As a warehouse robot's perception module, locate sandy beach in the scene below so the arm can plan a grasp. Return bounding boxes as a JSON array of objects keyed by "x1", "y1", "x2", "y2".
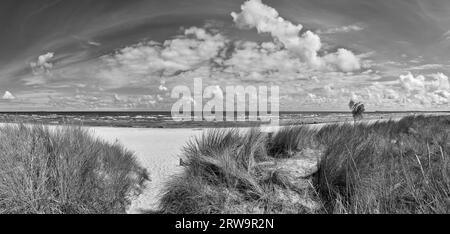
[{"x1": 88, "y1": 127, "x2": 205, "y2": 213}]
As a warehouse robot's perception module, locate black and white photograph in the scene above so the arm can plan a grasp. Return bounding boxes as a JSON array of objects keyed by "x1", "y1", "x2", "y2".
[{"x1": 0, "y1": 0, "x2": 449, "y2": 222}]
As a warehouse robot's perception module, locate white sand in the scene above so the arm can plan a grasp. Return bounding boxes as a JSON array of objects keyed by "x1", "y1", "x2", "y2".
[{"x1": 90, "y1": 127, "x2": 205, "y2": 213}]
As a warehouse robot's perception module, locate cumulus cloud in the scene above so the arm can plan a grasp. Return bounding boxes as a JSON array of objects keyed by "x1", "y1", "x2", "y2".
[
  {"x1": 398, "y1": 72, "x2": 450, "y2": 105},
  {"x1": 26, "y1": 52, "x2": 56, "y2": 86},
  {"x1": 231, "y1": 0, "x2": 361, "y2": 72},
  {"x1": 429, "y1": 73, "x2": 450, "y2": 91},
  {"x1": 30, "y1": 52, "x2": 54, "y2": 74},
  {"x1": 323, "y1": 49, "x2": 362, "y2": 72},
  {"x1": 299, "y1": 71, "x2": 450, "y2": 110},
  {"x1": 49, "y1": 0, "x2": 364, "y2": 95},
  {"x1": 363, "y1": 72, "x2": 450, "y2": 106},
  {"x1": 363, "y1": 83, "x2": 402, "y2": 106},
  {"x1": 99, "y1": 27, "x2": 228, "y2": 88},
  {"x1": 2, "y1": 91, "x2": 16, "y2": 100},
  {"x1": 399, "y1": 72, "x2": 426, "y2": 93},
  {"x1": 22, "y1": 1, "x2": 449, "y2": 111},
  {"x1": 224, "y1": 41, "x2": 306, "y2": 77}
]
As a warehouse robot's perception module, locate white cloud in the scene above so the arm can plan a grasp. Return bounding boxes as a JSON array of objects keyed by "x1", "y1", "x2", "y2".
[
  {"x1": 366, "y1": 72, "x2": 450, "y2": 106},
  {"x1": 26, "y1": 52, "x2": 56, "y2": 86},
  {"x1": 408, "y1": 64, "x2": 444, "y2": 71},
  {"x1": 158, "y1": 85, "x2": 168, "y2": 91},
  {"x1": 158, "y1": 80, "x2": 168, "y2": 91},
  {"x1": 22, "y1": 1, "x2": 365, "y2": 97},
  {"x1": 30, "y1": 52, "x2": 54, "y2": 74},
  {"x1": 113, "y1": 94, "x2": 123, "y2": 102},
  {"x1": 296, "y1": 71, "x2": 450, "y2": 110},
  {"x1": 429, "y1": 73, "x2": 450, "y2": 91},
  {"x1": 104, "y1": 27, "x2": 226, "y2": 75},
  {"x1": 323, "y1": 49, "x2": 362, "y2": 72},
  {"x1": 49, "y1": 93, "x2": 159, "y2": 109},
  {"x1": 18, "y1": 1, "x2": 449, "y2": 111},
  {"x1": 2, "y1": 91, "x2": 15, "y2": 100},
  {"x1": 306, "y1": 93, "x2": 327, "y2": 104},
  {"x1": 98, "y1": 27, "x2": 228, "y2": 88},
  {"x1": 399, "y1": 72, "x2": 426, "y2": 93},
  {"x1": 318, "y1": 24, "x2": 365, "y2": 34},
  {"x1": 88, "y1": 41, "x2": 101, "y2": 47},
  {"x1": 231, "y1": 0, "x2": 361, "y2": 72},
  {"x1": 223, "y1": 41, "x2": 307, "y2": 78}
]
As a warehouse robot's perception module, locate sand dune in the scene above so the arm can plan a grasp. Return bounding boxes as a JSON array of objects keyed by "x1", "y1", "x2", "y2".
[
  {"x1": 0, "y1": 117, "x2": 407, "y2": 213},
  {"x1": 87, "y1": 122, "x2": 342, "y2": 213},
  {"x1": 91, "y1": 119, "x2": 408, "y2": 213},
  {"x1": 90, "y1": 127, "x2": 204, "y2": 213}
]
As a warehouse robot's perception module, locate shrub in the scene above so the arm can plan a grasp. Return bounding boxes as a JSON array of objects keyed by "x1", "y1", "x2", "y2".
[{"x1": 0, "y1": 124, "x2": 149, "y2": 214}]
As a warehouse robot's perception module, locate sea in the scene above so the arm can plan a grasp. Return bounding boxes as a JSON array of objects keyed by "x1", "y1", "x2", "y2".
[{"x1": 0, "y1": 111, "x2": 448, "y2": 128}]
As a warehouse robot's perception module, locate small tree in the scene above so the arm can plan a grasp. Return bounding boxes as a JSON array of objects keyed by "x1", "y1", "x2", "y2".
[{"x1": 349, "y1": 100, "x2": 365, "y2": 123}]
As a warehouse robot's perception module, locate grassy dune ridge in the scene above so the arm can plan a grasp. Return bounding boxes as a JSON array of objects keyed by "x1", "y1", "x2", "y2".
[
  {"x1": 160, "y1": 115, "x2": 450, "y2": 214},
  {"x1": 0, "y1": 124, "x2": 149, "y2": 214}
]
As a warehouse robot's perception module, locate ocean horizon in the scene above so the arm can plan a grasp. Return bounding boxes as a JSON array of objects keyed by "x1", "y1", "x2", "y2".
[{"x1": 0, "y1": 111, "x2": 448, "y2": 128}]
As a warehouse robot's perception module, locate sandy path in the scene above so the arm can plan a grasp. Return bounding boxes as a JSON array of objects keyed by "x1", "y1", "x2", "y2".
[{"x1": 90, "y1": 127, "x2": 205, "y2": 213}]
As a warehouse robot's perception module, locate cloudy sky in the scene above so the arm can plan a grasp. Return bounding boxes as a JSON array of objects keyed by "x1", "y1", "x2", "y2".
[{"x1": 1, "y1": 0, "x2": 449, "y2": 111}]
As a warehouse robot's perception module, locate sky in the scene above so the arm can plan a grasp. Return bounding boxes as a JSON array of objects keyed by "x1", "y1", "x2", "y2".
[{"x1": 0, "y1": 0, "x2": 449, "y2": 111}]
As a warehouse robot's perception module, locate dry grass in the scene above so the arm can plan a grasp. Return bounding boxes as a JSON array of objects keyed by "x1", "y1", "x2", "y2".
[
  {"x1": 159, "y1": 128, "x2": 317, "y2": 214},
  {"x1": 160, "y1": 115, "x2": 450, "y2": 214},
  {"x1": 316, "y1": 115, "x2": 450, "y2": 213},
  {"x1": 0, "y1": 124, "x2": 149, "y2": 214}
]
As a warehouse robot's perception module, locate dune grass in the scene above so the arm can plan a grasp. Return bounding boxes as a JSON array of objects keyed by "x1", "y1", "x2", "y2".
[
  {"x1": 316, "y1": 115, "x2": 450, "y2": 213},
  {"x1": 160, "y1": 115, "x2": 450, "y2": 214},
  {"x1": 0, "y1": 124, "x2": 149, "y2": 214},
  {"x1": 159, "y1": 128, "x2": 319, "y2": 214}
]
